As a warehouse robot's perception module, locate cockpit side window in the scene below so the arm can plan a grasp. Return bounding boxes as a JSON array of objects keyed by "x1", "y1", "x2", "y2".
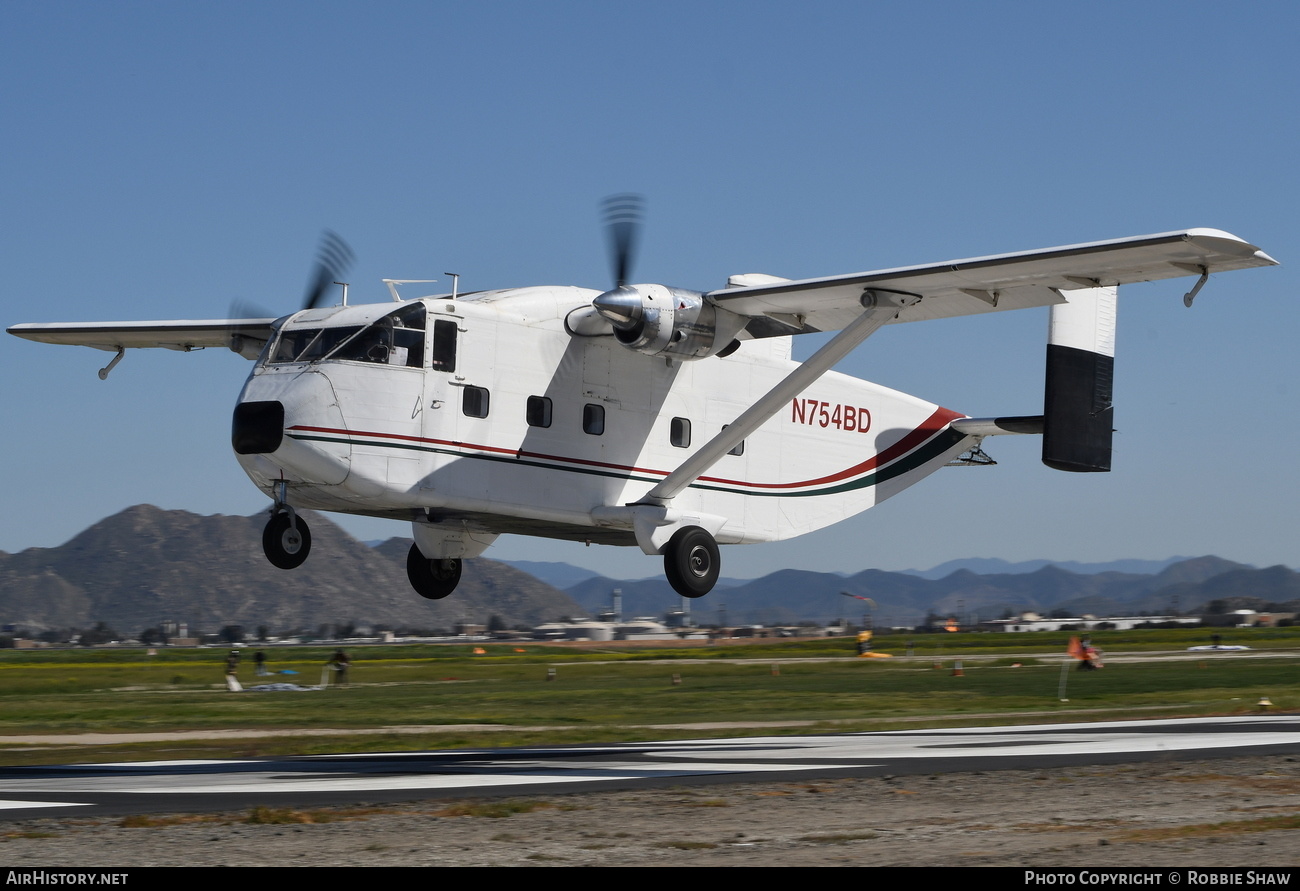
[
  {"x1": 333, "y1": 317, "x2": 396, "y2": 363},
  {"x1": 390, "y1": 303, "x2": 426, "y2": 368},
  {"x1": 330, "y1": 303, "x2": 426, "y2": 366}
]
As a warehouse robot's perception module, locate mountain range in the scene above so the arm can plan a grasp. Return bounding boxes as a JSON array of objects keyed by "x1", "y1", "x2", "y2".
[
  {"x1": 553, "y1": 557, "x2": 1300, "y2": 627},
  {"x1": 2, "y1": 505, "x2": 1297, "y2": 634},
  {"x1": 0, "y1": 505, "x2": 578, "y2": 635}
]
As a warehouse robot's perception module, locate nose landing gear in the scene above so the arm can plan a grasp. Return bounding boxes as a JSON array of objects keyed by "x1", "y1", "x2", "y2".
[
  {"x1": 263, "y1": 510, "x2": 311, "y2": 569},
  {"x1": 406, "y1": 543, "x2": 462, "y2": 599},
  {"x1": 262, "y1": 481, "x2": 311, "y2": 570}
]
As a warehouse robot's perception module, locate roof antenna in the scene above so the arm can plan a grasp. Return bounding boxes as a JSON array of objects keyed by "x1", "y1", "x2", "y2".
[{"x1": 383, "y1": 280, "x2": 438, "y2": 302}]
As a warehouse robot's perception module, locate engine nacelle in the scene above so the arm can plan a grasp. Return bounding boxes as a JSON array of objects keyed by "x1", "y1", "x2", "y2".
[{"x1": 591, "y1": 284, "x2": 747, "y2": 360}]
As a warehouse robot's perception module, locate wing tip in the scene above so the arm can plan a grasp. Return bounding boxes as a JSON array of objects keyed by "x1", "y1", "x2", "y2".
[{"x1": 1183, "y1": 228, "x2": 1277, "y2": 265}]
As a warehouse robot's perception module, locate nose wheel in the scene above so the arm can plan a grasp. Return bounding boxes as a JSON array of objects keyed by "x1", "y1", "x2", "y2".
[
  {"x1": 406, "y1": 543, "x2": 462, "y2": 600},
  {"x1": 263, "y1": 511, "x2": 311, "y2": 570},
  {"x1": 663, "y1": 526, "x2": 720, "y2": 598}
]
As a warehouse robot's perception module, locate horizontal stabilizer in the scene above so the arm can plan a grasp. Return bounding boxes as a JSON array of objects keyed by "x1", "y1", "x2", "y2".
[{"x1": 950, "y1": 416, "x2": 1044, "y2": 437}]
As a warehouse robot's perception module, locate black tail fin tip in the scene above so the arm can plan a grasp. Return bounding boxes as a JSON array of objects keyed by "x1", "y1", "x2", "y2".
[{"x1": 1042, "y1": 343, "x2": 1113, "y2": 473}]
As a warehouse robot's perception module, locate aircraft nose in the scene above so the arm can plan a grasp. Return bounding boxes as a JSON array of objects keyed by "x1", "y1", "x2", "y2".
[{"x1": 232, "y1": 400, "x2": 284, "y2": 454}]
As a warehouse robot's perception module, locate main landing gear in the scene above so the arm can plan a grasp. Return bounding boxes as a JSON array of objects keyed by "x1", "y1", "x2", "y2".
[
  {"x1": 663, "y1": 525, "x2": 720, "y2": 599},
  {"x1": 406, "y1": 543, "x2": 462, "y2": 600},
  {"x1": 263, "y1": 509, "x2": 311, "y2": 569}
]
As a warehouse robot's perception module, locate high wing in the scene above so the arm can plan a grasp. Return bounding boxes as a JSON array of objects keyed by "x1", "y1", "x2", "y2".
[
  {"x1": 712, "y1": 228, "x2": 1277, "y2": 337},
  {"x1": 634, "y1": 228, "x2": 1276, "y2": 510},
  {"x1": 6, "y1": 319, "x2": 277, "y2": 354}
]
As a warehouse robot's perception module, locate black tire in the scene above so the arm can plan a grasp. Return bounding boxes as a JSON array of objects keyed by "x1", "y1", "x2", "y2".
[
  {"x1": 663, "y1": 526, "x2": 720, "y2": 598},
  {"x1": 262, "y1": 512, "x2": 311, "y2": 570},
  {"x1": 406, "y1": 543, "x2": 462, "y2": 600}
]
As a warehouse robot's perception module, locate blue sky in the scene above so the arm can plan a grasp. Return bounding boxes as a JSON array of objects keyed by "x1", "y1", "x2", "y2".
[{"x1": 2, "y1": 1, "x2": 1295, "y2": 579}]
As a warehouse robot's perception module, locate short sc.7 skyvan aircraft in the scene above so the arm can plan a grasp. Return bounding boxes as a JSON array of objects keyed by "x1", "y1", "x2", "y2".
[{"x1": 8, "y1": 199, "x2": 1277, "y2": 600}]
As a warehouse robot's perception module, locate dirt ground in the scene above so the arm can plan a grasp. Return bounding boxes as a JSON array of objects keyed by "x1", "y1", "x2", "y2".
[{"x1": 2, "y1": 754, "x2": 1299, "y2": 867}]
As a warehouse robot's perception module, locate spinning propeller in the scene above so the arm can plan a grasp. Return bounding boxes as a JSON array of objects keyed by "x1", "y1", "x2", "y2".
[
  {"x1": 231, "y1": 230, "x2": 355, "y2": 321},
  {"x1": 603, "y1": 193, "x2": 644, "y2": 289},
  {"x1": 227, "y1": 230, "x2": 356, "y2": 358},
  {"x1": 301, "y1": 230, "x2": 355, "y2": 311},
  {"x1": 593, "y1": 194, "x2": 649, "y2": 335},
  {"x1": 587, "y1": 195, "x2": 740, "y2": 361}
]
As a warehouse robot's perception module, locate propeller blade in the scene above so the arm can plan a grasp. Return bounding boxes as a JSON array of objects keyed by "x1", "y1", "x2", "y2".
[
  {"x1": 602, "y1": 194, "x2": 644, "y2": 288},
  {"x1": 301, "y1": 230, "x2": 355, "y2": 311},
  {"x1": 223, "y1": 299, "x2": 280, "y2": 358},
  {"x1": 229, "y1": 299, "x2": 277, "y2": 321}
]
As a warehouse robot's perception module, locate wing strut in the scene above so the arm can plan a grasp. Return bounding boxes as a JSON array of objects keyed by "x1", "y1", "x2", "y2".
[{"x1": 636, "y1": 289, "x2": 921, "y2": 507}]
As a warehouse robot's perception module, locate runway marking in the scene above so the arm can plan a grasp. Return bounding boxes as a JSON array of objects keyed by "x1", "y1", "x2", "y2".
[
  {"x1": 0, "y1": 762, "x2": 858, "y2": 796},
  {"x1": 0, "y1": 717, "x2": 1296, "y2": 816},
  {"x1": 0, "y1": 799, "x2": 88, "y2": 810}
]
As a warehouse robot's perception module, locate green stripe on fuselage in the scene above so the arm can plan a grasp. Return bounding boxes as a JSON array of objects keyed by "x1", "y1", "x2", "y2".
[{"x1": 286, "y1": 427, "x2": 967, "y2": 498}]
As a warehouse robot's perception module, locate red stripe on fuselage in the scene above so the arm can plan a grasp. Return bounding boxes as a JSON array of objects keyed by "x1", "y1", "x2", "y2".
[
  {"x1": 286, "y1": 406, "x2": 964, "y2": 492},
  {"x1": 697, "y1": 406, "x2": 964, "y2": 489}
]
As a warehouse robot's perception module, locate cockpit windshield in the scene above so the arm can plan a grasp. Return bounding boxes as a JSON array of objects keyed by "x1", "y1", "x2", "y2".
[{"x1": 267, "y1": 303, "x2": 426, "y2": 367}]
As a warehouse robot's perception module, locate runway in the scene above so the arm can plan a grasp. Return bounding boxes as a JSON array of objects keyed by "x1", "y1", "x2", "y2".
[{"x1": 2, "y1": 715, "x2": 1298, "y2": 821}]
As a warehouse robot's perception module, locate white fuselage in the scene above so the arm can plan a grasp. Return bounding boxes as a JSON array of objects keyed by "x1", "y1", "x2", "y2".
[{"x1": 234, "y1": 287, "x2": 975, "y2": 555}]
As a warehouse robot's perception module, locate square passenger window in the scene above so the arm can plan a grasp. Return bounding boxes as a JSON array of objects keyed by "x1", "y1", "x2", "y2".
[
  {"x1": 671, "y1": 417, "x2": 691, "y2": 448},
  {"x1": 462, "y1": 386, "x2": 490, "y2": 418},
  {"x1": 527, "y1": 395, "x2": 552, "y2": 428}
]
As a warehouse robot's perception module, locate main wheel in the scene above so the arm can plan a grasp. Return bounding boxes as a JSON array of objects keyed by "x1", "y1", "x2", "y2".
[
  {"x1": 406, "y1": 543, "x2": 462, "y2": 600},
  {"x1": 262, "y1": 512, "x2": 311, "y2": 570},
  {"x1": 663, "y1": 526, "x2": 720, "y2": 598}
]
